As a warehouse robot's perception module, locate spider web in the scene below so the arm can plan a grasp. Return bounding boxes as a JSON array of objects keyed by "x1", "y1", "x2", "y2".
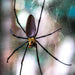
[
  {"x1": 15, "y1": 0, "x2": 63, "y2": 53},
  {"x1": 13, "y1": 0, "x2": 75, "y2": 75},
  {"x1": 48, "y1": 0, "x2": 75, "y2": 35},
  {"x1": 15, "y1": 0, "x2": 75, "y2": 34},
  {"x1": 15, "y1": 0, "x2": 75, "y2": 62}
]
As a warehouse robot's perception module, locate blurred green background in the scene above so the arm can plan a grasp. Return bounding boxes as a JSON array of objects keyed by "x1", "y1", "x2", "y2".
[{"x1": 0, "y1": 0, "x2": 75, "y2": 75}]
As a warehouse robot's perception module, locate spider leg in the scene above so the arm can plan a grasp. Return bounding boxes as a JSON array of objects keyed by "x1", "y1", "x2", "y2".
[
  {"x1": 35, "y1": 0, "x2": 45, "y2": 36},
  {"x1": 36, "y1": 40, "x2": 72, "y2": 66},
  {"x1": 36, "y1": 28, "x2": 62, "y2": 39},
  {"x1": 14, "y1": 0, "x2": 26, "y2": 33},
  {"x1": 35, "y1": 44, "x2": 43, "y2": 75},
  {"x1": 10, "y1": 29, "x2": 28, "y2": 39},
  {"x1": 20, "y1": 43, "x2": 28, "y2": 75},
  {"x1": 7, "y1": 41, "x2": 28, "y2": 63}
]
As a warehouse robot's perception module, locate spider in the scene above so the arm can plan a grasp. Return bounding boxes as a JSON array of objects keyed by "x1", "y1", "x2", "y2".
[{"x1": 7, "y1": 0, "x2": 72, "y2": 75}]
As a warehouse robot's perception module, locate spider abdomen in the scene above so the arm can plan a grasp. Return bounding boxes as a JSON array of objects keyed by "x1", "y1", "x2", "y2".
[{"x1": 26, "y1": 15, "x2": 36, "y2": 37}]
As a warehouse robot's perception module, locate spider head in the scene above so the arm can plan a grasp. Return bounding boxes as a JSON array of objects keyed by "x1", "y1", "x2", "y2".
[{"x1": 28, "y1": 37, "x2": 36, "y2": 48}]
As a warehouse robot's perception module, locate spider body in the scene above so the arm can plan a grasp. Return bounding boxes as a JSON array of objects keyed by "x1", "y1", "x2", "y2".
[
  {"x1": 7, "y1": 0, "x2": 72, "y2": 75},
  {"x1": 26, "y1": 15, "x2": 36, "y2": 48}
]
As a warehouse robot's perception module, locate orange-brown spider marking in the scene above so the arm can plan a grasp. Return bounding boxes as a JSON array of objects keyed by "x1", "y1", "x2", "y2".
[{"x1": 28, "y1": 37, "x2": 36, "y2": 48}]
